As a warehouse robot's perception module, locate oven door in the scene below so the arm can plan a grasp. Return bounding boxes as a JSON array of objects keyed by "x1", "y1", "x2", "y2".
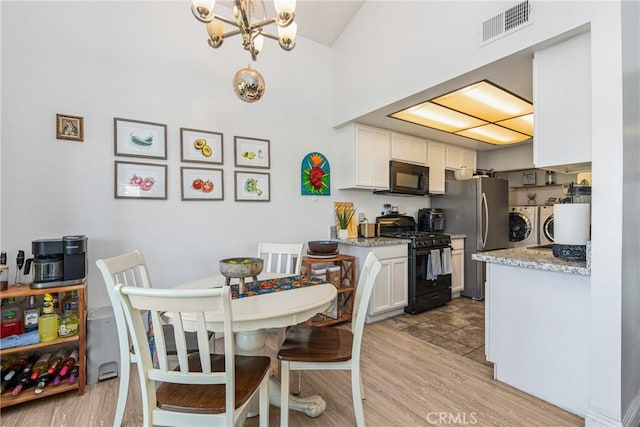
[{"x1": 406, "y1": 245, "x2": 452, "y2": 313}]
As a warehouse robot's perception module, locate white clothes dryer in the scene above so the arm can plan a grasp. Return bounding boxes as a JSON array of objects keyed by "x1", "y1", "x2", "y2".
[
  {"x1": 539, "y1": 205, "x2": 554, "y2": 244},
  {"x1": 509, "y1": 206, "x2": 539, "y2": 247}
]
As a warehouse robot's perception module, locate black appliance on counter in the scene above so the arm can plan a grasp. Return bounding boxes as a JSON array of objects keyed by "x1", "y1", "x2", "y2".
[
  {"x1": 417, "y1": 208, "x2": 445, "y2": 233},
  {"x1": 373, "y1": 160, "x2": 430, "y2": 196},
  {"x1": 377, "y1": 214, "x2": 452, "y2": 313},
  {"x1": 24, "y1": 235, "x2": 88, "y2": 289}
]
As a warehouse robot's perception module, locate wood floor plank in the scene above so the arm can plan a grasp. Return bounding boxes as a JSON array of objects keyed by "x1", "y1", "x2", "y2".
[{"x1": 0, "y1": 321, "x2": 583, "y2": 426}]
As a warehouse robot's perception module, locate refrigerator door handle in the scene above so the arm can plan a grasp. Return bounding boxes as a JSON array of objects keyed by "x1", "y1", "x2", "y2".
[{"x1": 482, "y1": 192, "x2": 489, "y2": 248}]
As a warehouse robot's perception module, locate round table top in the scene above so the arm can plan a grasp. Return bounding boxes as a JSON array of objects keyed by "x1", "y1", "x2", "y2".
[{"x1": 175, "y1": 273, "x2": 337, "y2": 332}]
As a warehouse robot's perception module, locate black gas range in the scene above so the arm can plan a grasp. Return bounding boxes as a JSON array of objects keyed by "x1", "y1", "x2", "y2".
[{"x1": 377, "y1": 214, "x2": 452, "y2": 313}]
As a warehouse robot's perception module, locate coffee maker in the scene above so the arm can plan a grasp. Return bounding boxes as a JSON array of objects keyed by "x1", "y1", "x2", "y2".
[
  {"x1": 418, "y1": 208, "x2": 446, "y2": 233},
  {"x1": 24, "y1": 235, "x2": 88, "y2": 289}
]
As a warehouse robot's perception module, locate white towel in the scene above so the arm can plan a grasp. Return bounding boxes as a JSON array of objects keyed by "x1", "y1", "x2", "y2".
[
  {"x1": 441, "y1": 247, "x2": 453, "y2": 275},
  {"x1": 426, "y1": 249, "x2": 442, "y2": 280}
]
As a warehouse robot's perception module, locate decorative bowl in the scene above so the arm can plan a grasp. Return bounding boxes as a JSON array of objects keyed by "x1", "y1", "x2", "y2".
[
  {"x1": 219, "y1": 257, "x2": 264, "y2": 279},
  {"x1": 308, "y1": 240, "x2": 339, "y2": 254}
]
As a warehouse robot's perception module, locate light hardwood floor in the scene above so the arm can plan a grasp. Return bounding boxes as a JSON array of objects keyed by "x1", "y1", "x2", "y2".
[{"x1": 0, "y1": 322, "x2": 583, "y2": 426}]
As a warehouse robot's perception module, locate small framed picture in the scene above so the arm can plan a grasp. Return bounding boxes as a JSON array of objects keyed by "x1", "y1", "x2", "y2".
[
  {"x1": 114, "y1": 117, "x2": 167, "y2": 159},
  {"x1": 180, "y1": 128, "x2": 223, "y2": 164},
  {"x1": 234, "y1": 136, "x2": 270, "y2": 169},
  {"x1": 181, "y1": 167, "x2": 224, "y2": 201},
  {"x1": 56, "y1": 114, "x2": 84, "y2": 141},
  {"x1": 234, "y1": 171, "x2": 270, "y2": 202},
  {"x1": 522, "y1": 170, "x2": 537, "y2": 185},
  {"x1": 114, "y1": 161, "x2": 167, "y2": 200}
]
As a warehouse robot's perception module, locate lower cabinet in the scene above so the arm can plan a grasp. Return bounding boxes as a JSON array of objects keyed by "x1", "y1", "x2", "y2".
[
  {"x1": 451, "y1": 238, "x2": 465, "y2": 297},
  {"x1": 339, "y1": 244, "x2": 408, "y2": 323}
]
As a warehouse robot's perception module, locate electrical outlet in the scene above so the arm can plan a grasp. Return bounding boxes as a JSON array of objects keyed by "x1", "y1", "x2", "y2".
[{"x1": 358, "y1": 212, "x2": 366, "y2": 222}]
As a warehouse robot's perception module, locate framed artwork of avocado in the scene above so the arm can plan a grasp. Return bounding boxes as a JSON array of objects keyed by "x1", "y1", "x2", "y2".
[{"x1": 180, "y1": 128, "x2": 223, "y2": 164}]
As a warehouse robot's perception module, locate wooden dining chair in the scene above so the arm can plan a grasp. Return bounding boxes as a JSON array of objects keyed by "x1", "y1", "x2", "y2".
[
  {"x1": 96, "y1": 250, "x2": 207, "y2": 427},
  {"x1": 277, "y1": 252, "x2": 382, "y2": 427},
  {"x1": 257, "y1": 242, "x2": 304, "y2": 274},
  {"x1": 115, "y1": 284, "x2": 270, "y2": 427}
]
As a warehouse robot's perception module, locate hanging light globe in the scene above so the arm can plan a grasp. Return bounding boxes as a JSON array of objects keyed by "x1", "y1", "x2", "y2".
[{"x1": 232, "y1": 66, "x2": 265, "y2": 103}]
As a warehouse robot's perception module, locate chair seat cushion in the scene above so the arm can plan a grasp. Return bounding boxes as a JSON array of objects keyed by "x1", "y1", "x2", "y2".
[
  {"x1": 156, "y1": 353, "x2": 270, "y2": 414},
  {"x1": 277, "y1": 325, "x2": 353, "y2": 363}
]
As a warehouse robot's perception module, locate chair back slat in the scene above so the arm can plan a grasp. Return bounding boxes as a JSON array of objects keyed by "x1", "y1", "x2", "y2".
[
  {"x1": 351, "y1": 253, "x2": 382, "y2": 359},
  {"x1": 257, "y1": 242, "x2": 304, "y2": 274}
]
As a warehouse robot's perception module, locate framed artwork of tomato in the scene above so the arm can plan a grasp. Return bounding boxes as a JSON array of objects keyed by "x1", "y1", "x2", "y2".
[
  {"x1": 301, "y1": 152, "x2": 330, "y2": 195},
  {"x1": 180, "y1": 167, "x2": 224, "y2": 201}
]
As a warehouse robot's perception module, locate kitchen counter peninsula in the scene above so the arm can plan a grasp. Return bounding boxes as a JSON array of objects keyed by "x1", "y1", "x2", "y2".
[
  {"x1": 473, "y1": 246, "x2": 591, "y2": 417},
  {"x1": 472, "y1": 246, "x2": 590, "y2": 276}
]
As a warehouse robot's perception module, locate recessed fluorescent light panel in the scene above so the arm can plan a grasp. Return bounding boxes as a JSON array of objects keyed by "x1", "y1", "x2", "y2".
[{"x1": 390, "y1": 80, "x2": 533, "y2": 146}]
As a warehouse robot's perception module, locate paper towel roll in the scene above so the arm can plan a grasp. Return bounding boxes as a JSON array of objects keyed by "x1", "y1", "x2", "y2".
[{"x1": 554, "y1": 204, "x2": 591, "y2": 245}]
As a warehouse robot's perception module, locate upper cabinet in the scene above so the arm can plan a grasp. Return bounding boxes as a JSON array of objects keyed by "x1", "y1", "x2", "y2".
[
  {"x1": 390, "y1": 132, "x2": 427, "y2": 165},
  {"x1": 533, "y1": 32, "x2": 591, "y2": 168},
  {"x1": 335, "y1": 123, "x2": 390, "y2": 189},
  {"x1": 427, "y1": 142, "x2": 446, "y2": 194},
  {"x1": 445, "y1": 145, "x2": 477, "y2": 171}
]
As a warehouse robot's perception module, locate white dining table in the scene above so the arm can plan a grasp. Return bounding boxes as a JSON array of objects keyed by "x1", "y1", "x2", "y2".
[{"x1": 174, "y1": 272, "x2": 337, "y2": 417}]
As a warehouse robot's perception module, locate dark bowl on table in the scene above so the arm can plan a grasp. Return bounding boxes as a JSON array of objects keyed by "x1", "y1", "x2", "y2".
[{"x1": 308, "y1": 240, "x2": 339, "y2": 254}]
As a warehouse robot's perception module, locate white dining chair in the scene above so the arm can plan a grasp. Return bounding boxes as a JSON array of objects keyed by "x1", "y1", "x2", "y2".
[
  {"x1": 257, "y1": 242, "x2": 304, "y2": 274},
  {"x1": 96, "y1": 250, "x2": 207, "y2": 427},
  {"x1": 115, "y1": 284, "x2": 270, "y2": 427},
  {"x1": 277, "y1": 252, "x2": 382, "y2": 427}
]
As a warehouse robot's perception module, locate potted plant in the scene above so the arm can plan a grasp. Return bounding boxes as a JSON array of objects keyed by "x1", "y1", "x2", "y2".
[
  {"x1": 527, "y1": 192, "x2": 537, "y2": 205},
  {"x1": 336, "y1": 207, "x2": 355, "y2": 239}
]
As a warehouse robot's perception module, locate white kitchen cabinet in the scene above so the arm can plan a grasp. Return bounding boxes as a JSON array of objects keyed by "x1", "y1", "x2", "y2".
[
  {"x1": 533, "y1": 31, "x2": 591, "y2": 168},
  {"x1": 338, "y1": 244, "x2": 408, "y2": 323},
  {"x1": 427, "y1": 141, "x2": 446, "y2": 194},
  {"x1": 450, "y1": 238, "x2": 465, "y2": 297},
  {"x1": 335, "y1": 123, "x2": 390, "y2": 189},
  {"x1": 390, "y1": 132, "x2": 427, "y2": 165},
  {"x1": 445, "y1": 145, "x2": 477, "y2": 171}
]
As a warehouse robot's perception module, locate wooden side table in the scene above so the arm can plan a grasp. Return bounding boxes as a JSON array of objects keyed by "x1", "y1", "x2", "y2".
[{"x1": 301, "y1": 254, "x2": 356, "y2": 326}]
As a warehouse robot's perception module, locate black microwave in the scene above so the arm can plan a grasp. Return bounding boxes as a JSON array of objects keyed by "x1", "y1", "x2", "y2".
[{"x1": 374, "y1": 160, "x2": 429, "y2": 196}]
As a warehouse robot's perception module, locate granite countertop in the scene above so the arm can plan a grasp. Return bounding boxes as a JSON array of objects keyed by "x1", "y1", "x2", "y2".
[
  {"x1": 472, "y1": 246, "x2": 590, "y2": 276},
  {"x1": 338, "y1": 237, "x2": 411, "y2": 247}
]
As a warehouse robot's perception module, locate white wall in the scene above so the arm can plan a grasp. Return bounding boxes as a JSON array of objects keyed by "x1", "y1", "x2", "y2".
[
  {"x1": 477, "y1": 142, "x2": 534, "y2": 172},
  {"x1": 331, "y1": 1, "x2": 635, "y2": 425}
]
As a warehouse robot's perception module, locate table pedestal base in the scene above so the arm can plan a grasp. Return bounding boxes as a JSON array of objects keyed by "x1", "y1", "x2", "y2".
[{"x1": 235, "y1": 329, "x2": 326, "y2": 418}]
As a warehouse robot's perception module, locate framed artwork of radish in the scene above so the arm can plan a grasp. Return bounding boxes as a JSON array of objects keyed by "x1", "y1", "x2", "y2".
[{"x1": 114, "y1": 161, "x2": 167, "y2": 200}]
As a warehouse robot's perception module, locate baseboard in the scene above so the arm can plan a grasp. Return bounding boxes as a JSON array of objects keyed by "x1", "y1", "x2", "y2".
[{"x1": 585, "y1": 391, "x2": 640, "y2": 427}]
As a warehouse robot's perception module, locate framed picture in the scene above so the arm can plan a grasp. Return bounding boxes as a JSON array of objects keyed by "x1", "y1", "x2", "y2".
[
  {"x1": 114, "y1": 161, "x2": 167, "y2": 200},
  {"x1": 181, "y1": 167, "x2": 224, "y2": 201},
  {"x1": 234, "y1": 171, "x2": 270, "y2": 202},
  {"x1": 56, "y1": 114, "x2": 84, "y2": 141},
  {"x1": 522, "y1": 170, "x2": 537, "y2": 185},
  {"x1": 180, "y1": 128, "x2": 223, "y2": 164},
  {"x1": 114, "y1": 117, "x2": 167, "y2": 159},
  {"x1": 234, "y1": 136, "x2": 270, "y2": 169}
]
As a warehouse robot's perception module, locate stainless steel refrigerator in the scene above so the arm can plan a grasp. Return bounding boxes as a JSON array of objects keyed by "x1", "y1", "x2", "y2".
[{"x1": 431, "y1": 175, "x2": 509, "y2": 300}]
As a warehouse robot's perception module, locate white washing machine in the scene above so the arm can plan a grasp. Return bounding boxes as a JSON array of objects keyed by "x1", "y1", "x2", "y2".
[
  {"x1": 539, "y1": 205, "x2": 554, "y2": 244},
  {"x1": 509, "y1": 206, "x2": 539, "y2": 247}
]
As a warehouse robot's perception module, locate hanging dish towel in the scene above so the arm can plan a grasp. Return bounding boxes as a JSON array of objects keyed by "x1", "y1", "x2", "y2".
[
  {"x1": 427, "y1": 249, "x2": 442, "y2": 280},
  {"x1": 441, "y1": 247, "x2": 453, "y2": 275}
]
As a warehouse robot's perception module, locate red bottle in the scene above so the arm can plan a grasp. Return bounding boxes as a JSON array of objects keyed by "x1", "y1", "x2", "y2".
[
  {"x1": 59, "y1": 349, "x2": 78, "y2": 376},
  {"x1": 46, "y1": 348, "x2": 67, "y2": 375}
]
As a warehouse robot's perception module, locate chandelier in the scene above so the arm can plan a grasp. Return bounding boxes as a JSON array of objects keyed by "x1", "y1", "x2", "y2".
[{"x1": 191, "y1": 0, "x2": 298, "y2": 102}]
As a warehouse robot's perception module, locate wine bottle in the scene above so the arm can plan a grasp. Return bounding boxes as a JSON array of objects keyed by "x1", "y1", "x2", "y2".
[
  {"x1": 1, "y1": 353, "x2": 38, "y2": 393},
  {"x1": 9, "y1": 354, "x2": 39, "y2": 396},
  {"x1": 2, "y1": 354, "x2": 29, "y2": 382},
  {"x1": 29, "y1": 352, "x2": 52, "y2": 381},
  {"x1": 68, "y1": 366, "x2": 79, "y2": 384},
  {"x1": 46, "y1": 348, "x2": 67, "y2": 375},
  {"x1": 34, "y1": 372, "x2": 52, "y2": 394},
  {"x1": 59, "y1": 348, "x2": 78, "y2": 376}
]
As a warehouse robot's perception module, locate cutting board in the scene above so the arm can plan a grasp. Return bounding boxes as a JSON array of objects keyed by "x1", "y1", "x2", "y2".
[{"x1": 334, "y1": 201, "x2": 357, "y2": 238}]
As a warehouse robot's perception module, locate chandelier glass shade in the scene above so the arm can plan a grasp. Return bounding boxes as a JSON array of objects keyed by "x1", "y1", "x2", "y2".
[{"x1": 191, "y1": 0, "x2": 297, "y2": 62}]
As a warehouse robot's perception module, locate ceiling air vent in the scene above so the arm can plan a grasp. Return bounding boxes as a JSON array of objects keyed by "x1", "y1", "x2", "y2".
[{"x1": 480, "y1": 1, "x2": 533, "y2": 46}]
